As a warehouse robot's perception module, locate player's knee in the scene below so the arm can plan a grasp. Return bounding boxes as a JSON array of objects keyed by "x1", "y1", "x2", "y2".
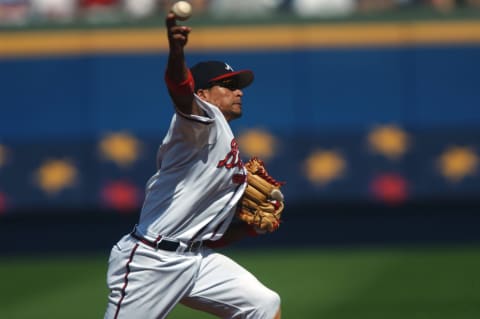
[{"x1": 250, "y1": 289, "x2": 281, "y2": 319}]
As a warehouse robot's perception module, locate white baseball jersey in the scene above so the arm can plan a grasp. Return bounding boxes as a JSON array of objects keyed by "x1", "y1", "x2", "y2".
[
  {"x1": 104, "y1": 94, "x2": 280, "y2": 319},
  {"x1": 135, "y1": 94, "x2": 247, "y2": 243}
]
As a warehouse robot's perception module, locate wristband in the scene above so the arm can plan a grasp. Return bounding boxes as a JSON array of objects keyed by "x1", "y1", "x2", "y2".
[{"x1": 165, "y1": 68, "x2": 195, "y2": 96}]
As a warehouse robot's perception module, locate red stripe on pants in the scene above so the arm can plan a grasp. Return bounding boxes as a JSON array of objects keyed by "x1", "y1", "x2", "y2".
[{"x1": 114, "y1": 243, "x2": 139, "y2": 319}]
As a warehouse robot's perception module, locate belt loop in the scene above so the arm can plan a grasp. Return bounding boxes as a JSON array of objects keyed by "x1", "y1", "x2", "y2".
[
  {"x1": 177, "y1": 242, "x2": 187, "y2": 253},
  {"x1": 153, "y1": 235, "x2": 163, "y2": 248}
]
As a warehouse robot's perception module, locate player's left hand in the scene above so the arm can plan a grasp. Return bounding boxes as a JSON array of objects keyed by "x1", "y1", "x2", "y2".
[{"x1": 237, "y1": 157, "x2": 285, "y2": 233}]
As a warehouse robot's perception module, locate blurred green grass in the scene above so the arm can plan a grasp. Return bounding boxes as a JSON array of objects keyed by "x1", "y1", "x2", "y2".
[{"x1": 1, "y1": 246, "x2": 479, "y2": 319}]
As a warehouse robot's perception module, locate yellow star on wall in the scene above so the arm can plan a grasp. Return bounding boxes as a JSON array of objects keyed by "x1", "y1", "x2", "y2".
[
  {"x1": 99, "y1": 132, "x2": 141, "y2": 167},
  {"x1": 35, "y1": 159, "x2": 77, "y2": 195},
  {"x1": 238, "y1": 129, "x2": 277, "y2": 160},
  {"x1": 304, "y1": 149, "x2": 346, "y2": 186},
  {"x1": 437, "y1": 146, "x2": 478, "y2": 183},
  {"x1": 368, "y1": 125, "x2": 409, "y2": 160}
]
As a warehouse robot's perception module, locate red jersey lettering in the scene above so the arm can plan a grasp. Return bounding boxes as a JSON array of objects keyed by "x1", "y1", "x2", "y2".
[{"x1": 217, "y1": 139, "x2": 243, "y2": 169}]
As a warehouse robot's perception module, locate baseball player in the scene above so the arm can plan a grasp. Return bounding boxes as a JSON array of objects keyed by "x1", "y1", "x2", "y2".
[{"x1": 103, "y1": 12, "x2": 282, "y2": 319}]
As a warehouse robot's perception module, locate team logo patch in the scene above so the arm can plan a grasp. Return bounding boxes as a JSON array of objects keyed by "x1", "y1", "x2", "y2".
[{"x1": 217, "y1": 139, "x2": 243, "y2": 169}]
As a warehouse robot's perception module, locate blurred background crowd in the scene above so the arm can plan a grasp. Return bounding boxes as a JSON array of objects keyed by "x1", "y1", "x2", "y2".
[{"x1": 1, "y1": 0, "x2": 480, "y2": 26}]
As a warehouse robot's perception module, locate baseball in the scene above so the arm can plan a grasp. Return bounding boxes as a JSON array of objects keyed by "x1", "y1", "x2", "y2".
[
  {"x1": 270, "y1": 189, "x2": 284, "y2": 202},
  {"x1": 171, "y1": 1, "x2": 192, "y2": 21}
]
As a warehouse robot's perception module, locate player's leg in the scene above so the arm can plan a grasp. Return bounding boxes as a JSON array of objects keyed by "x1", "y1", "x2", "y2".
[
  {"x1": 181, "y1": 248, "x2": 281, "y2": 319},
  {"x1": 104, "y1": 235, "x2": 201, "y2": 319}
]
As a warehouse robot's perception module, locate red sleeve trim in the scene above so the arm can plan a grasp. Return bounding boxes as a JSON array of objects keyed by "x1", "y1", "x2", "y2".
[{"x1": 165, "y1": 68, "x2": 195, "y2": 96}]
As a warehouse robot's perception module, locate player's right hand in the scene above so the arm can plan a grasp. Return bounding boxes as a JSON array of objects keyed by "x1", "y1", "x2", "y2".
[{"x1": 166, "y1": 13, "x2": 191, "y2": 54}]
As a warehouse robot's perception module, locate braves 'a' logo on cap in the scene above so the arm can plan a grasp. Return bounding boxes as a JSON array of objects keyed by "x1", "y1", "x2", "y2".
[{"x1": 224, "y1": 63, "x2": 234, "y2": 72}]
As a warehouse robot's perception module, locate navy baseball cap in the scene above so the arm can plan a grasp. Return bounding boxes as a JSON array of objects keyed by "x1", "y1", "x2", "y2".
[{"x1": 190, "y1": 61, "x2": 254, "y2": 91}]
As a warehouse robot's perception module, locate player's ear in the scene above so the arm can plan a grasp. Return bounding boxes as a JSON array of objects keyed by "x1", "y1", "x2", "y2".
[{"x1": 196, "y1": 88, "x2": 208, "y2": 99}]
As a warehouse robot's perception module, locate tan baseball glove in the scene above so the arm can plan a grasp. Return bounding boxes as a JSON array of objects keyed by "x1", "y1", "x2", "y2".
[{"x1": 237, "y1": 157, "x2": 285, "y2": 233}]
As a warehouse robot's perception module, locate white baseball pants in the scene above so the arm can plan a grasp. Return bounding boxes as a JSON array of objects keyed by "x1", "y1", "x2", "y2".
[{"x1": 104, "y1": 234, "x2": 280, "y2": 319}]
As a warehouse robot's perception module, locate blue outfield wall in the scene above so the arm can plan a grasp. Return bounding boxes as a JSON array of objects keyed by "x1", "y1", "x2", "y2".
[
  {"x1": 1, "y1": 44, "x2": 480, "y2": 214},
  {"x1": 2, "y1": 45, "x2": 480, "y2": 137}
]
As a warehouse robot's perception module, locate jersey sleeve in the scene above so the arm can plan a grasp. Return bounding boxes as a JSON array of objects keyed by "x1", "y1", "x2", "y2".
[{"x1": 170, "y1": 95, "x2": 218, "y2": 148}]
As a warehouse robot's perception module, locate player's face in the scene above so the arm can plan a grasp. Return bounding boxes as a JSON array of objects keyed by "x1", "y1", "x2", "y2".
[{"x1": 198, "y1": 78, "x2": 244, "y2": 122}]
